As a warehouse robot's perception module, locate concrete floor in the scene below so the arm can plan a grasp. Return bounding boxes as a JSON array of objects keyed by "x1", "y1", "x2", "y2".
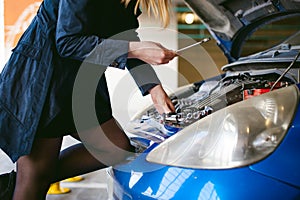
[
  {"x1": 46, "y1": 170, "x2": 109, "y2": 200},
  {"x1": 0, "y1": 136, "x2": 110, "y2": 200}
]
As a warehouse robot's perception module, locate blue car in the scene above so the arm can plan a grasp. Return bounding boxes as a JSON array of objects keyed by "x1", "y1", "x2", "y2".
[{"x1": 108, "y1": 0, "x2": 300, "y2": 199}]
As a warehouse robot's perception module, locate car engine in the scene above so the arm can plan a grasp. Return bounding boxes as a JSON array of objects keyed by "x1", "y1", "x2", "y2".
[
  {"x1": 127, "y1": 70, "x2": 297, "y2": 145},
  {"x1": 163, "y1": 72, "x2": 294, "y2": 128}
]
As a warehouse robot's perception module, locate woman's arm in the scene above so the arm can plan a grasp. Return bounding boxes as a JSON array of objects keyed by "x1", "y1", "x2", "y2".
[{"x1": 55, "y1": 0, "x2": 129, "y2": 69}]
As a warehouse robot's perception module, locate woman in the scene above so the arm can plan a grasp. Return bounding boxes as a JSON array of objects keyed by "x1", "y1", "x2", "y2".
[{"x1": 0, "y1": 0, "x2": 176, "y2": 199}]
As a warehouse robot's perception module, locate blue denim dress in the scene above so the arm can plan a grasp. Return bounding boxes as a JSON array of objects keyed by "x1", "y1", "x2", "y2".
[{"x1": 0, "y1": 0, "x2": 161, "y2": 162}]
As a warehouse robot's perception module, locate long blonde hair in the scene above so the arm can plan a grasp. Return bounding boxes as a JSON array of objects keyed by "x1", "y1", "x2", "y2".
[{"x1": 121, "y1": 0, "x2": 172, "y2": 27}]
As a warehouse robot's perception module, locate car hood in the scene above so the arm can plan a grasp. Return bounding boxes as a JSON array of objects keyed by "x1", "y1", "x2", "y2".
[{"x1": 184, "y1": 0, "x2": 300, "y2": 62}]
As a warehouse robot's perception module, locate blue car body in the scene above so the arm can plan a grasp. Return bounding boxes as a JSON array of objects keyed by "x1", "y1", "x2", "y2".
[
  {"x1": 111, "y1": 98, "x2": 300, "y2": 199},
  {"x1": 109, "y1": 1, "x2": 300, "y2": 199}
]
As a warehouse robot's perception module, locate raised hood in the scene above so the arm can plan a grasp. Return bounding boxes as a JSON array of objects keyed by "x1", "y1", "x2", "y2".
[{"x1": 184, "y1": 0, "x2": 300, "y2": 62}]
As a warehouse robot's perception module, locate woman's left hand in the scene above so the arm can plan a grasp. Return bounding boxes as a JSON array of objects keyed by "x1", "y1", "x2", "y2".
[{"x1": 149, "y1": 84, "x2": 175, "y2": 114}]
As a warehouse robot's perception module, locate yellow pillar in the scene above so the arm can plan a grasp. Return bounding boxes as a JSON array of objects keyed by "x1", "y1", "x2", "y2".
[
  {"x1": 47, "y1": 182, "x2": 71, "y2": 195},
  {"x1": 47, "y1": 176, "x2": 84, "y2": 195}
]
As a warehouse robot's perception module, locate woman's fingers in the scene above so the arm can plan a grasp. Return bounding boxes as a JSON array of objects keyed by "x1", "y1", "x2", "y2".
[
  {"x1": 149, "y1": 84, "x2": 175, "y2": 114},
  {"x1": 128, "y1": 41, "x2": 177, "y2": 65}
]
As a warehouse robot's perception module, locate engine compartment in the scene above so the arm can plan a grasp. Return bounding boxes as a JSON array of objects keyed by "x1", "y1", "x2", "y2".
[
  {"x1": 163, "y1": 72, "x2": 294, "y2": 128},
  {"x1": 126, "y1": 69, "x2": 297, "y2": 145}
]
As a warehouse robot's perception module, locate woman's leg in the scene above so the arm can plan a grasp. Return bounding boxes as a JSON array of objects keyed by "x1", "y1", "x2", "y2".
[
  {"x1": 13, "y1": 137, "x2": 63, "y2": 200},
  {"x1": 53, "y1": 118, "x2": 135, "y2": 182},
  {"x1": 13, "y1": 118, "x2": 134, "y2": 199}
]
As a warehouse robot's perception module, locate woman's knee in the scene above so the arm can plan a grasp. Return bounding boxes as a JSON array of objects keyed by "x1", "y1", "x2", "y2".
[{"x1": 77, "y1": 119, "x2": 135, "y2": 166}]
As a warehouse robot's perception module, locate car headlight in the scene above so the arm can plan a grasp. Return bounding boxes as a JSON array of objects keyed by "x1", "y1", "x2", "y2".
[{"x1": 146, "y1": 85, "x2": 299, "y2": 169}]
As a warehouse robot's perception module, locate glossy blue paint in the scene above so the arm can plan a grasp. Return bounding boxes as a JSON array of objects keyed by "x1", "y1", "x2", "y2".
[
  {"x1": 111, "y1": 85, "x2": 300, "y2": 200},
  {"x1": 112, "y1": 141, "x2": 300, "y2": 199},
  {"x1": 163, "y1": 124, "x2": 182, "y2": 135}
]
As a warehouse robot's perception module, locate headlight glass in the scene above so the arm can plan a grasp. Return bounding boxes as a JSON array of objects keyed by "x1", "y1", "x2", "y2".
[{"x1": 146, "y1": 85, "x2": 299, "y2": 169}]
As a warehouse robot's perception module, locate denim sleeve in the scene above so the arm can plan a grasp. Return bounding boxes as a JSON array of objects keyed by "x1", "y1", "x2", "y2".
[
  {"x1": 55, "y1": 0, "x2": 160, "y2": 94},
  {"x1": 123, "y1": 31, "x2": 161, "y2": 96},
  {"x1": 126, "y1": 59, "x2": 161, "y2": 96},
  {"x1": 55, "y1": 0, "x2": 128, "y2": 69}
]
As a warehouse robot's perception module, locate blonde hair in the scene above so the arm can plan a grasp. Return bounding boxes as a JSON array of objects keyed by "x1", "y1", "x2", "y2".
[{"x1": 121, "y1": 0, "x2": 172, "y2": 28}]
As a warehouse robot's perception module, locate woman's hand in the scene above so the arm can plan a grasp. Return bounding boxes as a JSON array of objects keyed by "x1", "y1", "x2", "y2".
[
  {"x1": 128, "y1": 41, "x2": 176, "y2": 114},
  {"x1": 128, "y1": 41, "x2": 177, "y2": 65},
  {"x1": 149, "y1": 84, "x2": 175, "y2": 114}
]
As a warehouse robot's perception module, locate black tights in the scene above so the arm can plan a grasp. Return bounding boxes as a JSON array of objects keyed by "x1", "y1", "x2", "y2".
[{"x1": 13, "y1": 118, "x2": 134, "y2": 200}]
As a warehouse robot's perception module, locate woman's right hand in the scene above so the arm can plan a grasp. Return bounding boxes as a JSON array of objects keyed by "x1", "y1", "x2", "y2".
[
  {"x1": 128, "y1": 41, "x2": 177, "y2": 65},
  {"x1": 149, "y1": 84, "x2": 175, "y2": 114}
]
